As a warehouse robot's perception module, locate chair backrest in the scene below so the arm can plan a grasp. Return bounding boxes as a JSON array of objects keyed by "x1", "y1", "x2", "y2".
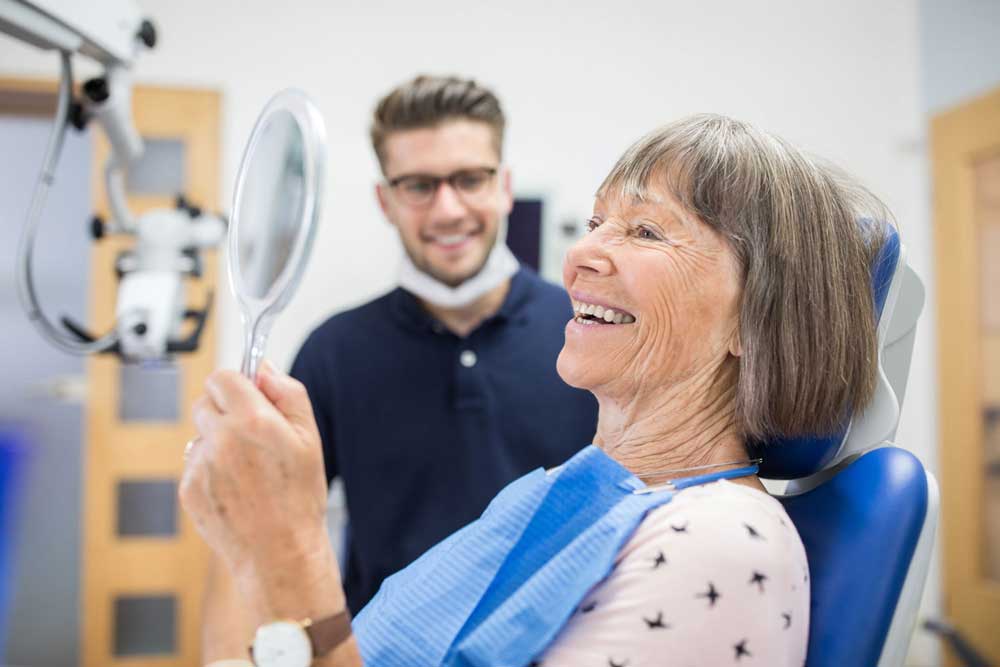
[{"x1": 752, "y1": 226, "x2": 939, "y2": 667}]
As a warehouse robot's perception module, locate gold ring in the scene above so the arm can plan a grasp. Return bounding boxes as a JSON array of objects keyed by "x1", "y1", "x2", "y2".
[{"x1": 184, "y1": 438, "x2": 198, "y2": 460}]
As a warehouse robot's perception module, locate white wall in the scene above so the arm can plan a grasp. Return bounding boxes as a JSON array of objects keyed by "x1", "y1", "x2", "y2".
[
  {"x1": 0, "y1": 1, "x2": 941, "y2": 663},
  {"x1": 0, "y1": 0, "x2": 927, "y2": 370},
  {"x1": 920, "y1": 0, "x2": 1000, "y2": 114}
]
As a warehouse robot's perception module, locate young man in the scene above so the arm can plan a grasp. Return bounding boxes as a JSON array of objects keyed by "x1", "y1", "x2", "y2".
[{"x1": 202, "y1": 75, "x2": 597, "y2": 663}]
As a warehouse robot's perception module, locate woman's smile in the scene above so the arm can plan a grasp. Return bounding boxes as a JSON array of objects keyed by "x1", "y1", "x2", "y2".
[{"x1": 569, "y1": 296, "x2": 637, "y2": 325}]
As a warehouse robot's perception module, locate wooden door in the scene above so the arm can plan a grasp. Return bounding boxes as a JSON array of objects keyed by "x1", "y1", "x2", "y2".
[
  {"x1": 932, "y1": 85, "x2": 1000, "y2": 663},
  {"x1": 81, "y1": 85, "x2": 221, "y2": 667}
]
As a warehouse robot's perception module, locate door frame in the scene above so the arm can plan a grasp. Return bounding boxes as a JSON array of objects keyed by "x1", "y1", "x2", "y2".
[{"x1": 931, "y1": 85, "x2": 1000, "y2": 662}]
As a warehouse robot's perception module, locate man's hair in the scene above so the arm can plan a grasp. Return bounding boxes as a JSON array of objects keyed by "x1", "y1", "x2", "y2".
[
  {"x1": 598, "y1": 114, "x2": 892, "y2": 442},
  {"x1": 370, "y1": 75, "x2": 506, "y2": 172}
]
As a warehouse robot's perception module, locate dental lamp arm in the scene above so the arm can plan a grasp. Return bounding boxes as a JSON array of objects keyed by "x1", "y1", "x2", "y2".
[
  {"x1": 15, "y1": 50, "x2": 121, "y2": 355},
  {"x1": 1, "y1": 0, "x2": 148, "y2": 232},
  {"x1": 0, "y1": 0, "x2": 147, "y2": 65},
  {"x1": 5, "y1": 2, "x2": 226, "y2": 361},
  {"x1": 4, "y1": 0, "x2": 150, "y2": 356},
  {"x1": 81, "y1": 60, "x2": 144, "y2": 233}
]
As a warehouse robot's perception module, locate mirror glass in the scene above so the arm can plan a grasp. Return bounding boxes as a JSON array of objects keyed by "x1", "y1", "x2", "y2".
[
  {"x1": 235, "y1": 111, "x2": 305, "y2": 299},
  {"x1": 228, "y1": 89, "x2": 326, "y2": 378}
]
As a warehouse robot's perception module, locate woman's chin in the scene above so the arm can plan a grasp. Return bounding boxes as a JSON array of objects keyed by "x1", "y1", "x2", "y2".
[{"x1": 556, "y1": 348, "x2": 596, "y2": 391}]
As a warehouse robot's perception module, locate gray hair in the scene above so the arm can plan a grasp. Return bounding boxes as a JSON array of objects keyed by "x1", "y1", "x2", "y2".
[{"x1": 598, "y1": 114, "x2": 892, "y2": 441}]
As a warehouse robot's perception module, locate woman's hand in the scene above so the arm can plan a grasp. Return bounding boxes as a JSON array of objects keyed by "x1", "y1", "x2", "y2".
[{"x1": 179, "y1": 361, "x2": 344, "y2": 623}]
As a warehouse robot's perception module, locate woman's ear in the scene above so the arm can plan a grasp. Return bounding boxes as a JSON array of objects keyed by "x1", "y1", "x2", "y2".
[{"x1": 727, "y1": 327, "x2": 743, "y2": 358}]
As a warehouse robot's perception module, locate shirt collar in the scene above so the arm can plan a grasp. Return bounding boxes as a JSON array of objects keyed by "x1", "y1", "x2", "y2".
[{"x1": 390, "y1": 267, "x2": 535, "y2": 334}]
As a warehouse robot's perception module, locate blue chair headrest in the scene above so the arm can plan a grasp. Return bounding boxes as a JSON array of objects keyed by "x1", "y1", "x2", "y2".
[
  {"x1": 752, "y1": 224, "x2": 901, "y2": 480},
  {"x1": 781, "y1": 446, "x2": 929, "y2": 666}
]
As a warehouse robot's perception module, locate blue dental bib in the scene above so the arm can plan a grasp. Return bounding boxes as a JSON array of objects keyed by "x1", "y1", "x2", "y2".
[{"x1": 353, "y1": 445, "x2": 756, "y2": 667}]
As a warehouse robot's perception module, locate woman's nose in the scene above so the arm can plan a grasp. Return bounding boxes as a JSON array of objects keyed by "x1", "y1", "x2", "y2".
[{"x1": 564, "y1": 226, "x2": 614, "y2": 278}]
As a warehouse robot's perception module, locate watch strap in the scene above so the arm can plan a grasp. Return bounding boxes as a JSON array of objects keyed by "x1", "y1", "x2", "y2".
[{"x1": 305, "y1": 610, "x2": 353, "y2": 658}]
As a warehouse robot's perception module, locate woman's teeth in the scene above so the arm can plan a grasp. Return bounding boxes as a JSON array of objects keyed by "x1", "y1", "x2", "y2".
[{"x1": 571, "y1": 300, "x2": 636, "y2": 325}]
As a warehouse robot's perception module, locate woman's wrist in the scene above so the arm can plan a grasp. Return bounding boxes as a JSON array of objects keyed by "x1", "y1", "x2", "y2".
[{"x1": 235, "y1": 532, "x2": 347, "y2": 625}]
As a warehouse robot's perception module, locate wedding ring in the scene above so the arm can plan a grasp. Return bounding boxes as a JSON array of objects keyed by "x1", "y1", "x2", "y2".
[{"x1": 184, "y1": 438, "x2": 198, "y2": 461}]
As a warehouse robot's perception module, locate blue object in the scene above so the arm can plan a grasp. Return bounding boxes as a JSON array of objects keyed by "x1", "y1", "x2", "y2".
[
  {"x1": 0, "y1": 427, "x2": 30, "y2": 657},
  {"x1": 290, "y1": 267, "x2": 598, "y2": 613},
  {"x1": 783, "y1": 447, "x2": 928, "y2": 667},
  {"x1": 753, "y1": 223, "x2": 936, "y2": 667},
  {"x1": 353, "y1": 445, "x2": 757, "y2": 667}
]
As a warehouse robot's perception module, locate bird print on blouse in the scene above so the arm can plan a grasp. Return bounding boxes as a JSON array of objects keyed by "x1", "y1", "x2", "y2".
[
  {"x1": 534, "y1": 479, "x2": 810, "y2": 667},
  {"x1": 643, "y1": 612, "x2": 669, "y2": 630},
  {"x1": 750, "y1": 571, "x2": 768, "y2": 592},
  {"x1": 697, "y1": 582, "x2": 721, "y2": 607}
]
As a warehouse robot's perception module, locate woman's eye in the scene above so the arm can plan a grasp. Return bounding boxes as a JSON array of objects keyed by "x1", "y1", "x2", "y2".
[
  {"x1": 636, "y1": 226, "x2": 659, "y2": 241},
  {"x1": 585, "y1": 218, "x2": 600, "y2": 232}
]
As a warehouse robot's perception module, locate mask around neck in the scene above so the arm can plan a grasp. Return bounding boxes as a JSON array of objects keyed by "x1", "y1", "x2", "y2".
[{"x1": 397, "y1": 240, "x2": 519, "y2": 309}]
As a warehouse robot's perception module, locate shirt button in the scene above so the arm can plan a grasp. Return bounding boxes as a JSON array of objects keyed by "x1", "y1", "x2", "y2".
[{"x1": 459, "y1": 350, "x2": 477, "y2": 368}]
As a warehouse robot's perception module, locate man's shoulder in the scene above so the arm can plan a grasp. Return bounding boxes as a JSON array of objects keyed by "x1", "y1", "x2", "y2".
[
  {"x1": 297, "y1": 288, "x2": 400, "y2": 357},
  {"x1": 312, "y1": 289, "x2": 398, "y2": 334}
]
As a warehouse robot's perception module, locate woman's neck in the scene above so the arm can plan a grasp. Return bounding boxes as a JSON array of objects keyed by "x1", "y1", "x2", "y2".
[{"x1": 593, "y1": 359, "x2": 759, "y2": 488}]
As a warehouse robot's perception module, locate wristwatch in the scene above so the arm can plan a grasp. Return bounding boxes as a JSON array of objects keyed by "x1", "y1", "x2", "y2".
[{"x1": 250, "y1": 611, "x2": 352, "y2": 667}]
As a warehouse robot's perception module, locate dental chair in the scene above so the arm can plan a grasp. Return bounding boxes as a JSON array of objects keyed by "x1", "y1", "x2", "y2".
[{"x1": 751, "y1": 227, "x2": 939, "y2": 667}]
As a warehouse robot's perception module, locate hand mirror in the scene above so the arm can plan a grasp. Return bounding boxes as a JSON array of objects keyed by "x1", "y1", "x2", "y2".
[{"x1": 228, "y1": 89, "x2": 326, "y2": 378}]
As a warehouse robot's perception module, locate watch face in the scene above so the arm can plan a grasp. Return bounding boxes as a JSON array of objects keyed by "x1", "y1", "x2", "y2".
[{"x1": 252, "y1": 620, "x2": 312, "y2": 667}]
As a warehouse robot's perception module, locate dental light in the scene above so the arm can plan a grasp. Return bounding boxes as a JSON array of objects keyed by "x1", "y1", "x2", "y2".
[{"x1": 1, "y1": 0, "x2": 225, "y2": 361}]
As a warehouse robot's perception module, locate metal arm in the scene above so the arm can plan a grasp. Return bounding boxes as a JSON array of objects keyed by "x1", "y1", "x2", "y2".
[
  {"x1": 3, "y1": 1, "x2": 225, "y2": 361},
  {"x1": 15, "y1": 50, "x2": 121, "y2": 354}
]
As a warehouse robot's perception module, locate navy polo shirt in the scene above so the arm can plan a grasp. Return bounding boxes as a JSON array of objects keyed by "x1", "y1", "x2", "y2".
[{"x1": 290, "y1": 267, "x2": 598, "y2": 613}]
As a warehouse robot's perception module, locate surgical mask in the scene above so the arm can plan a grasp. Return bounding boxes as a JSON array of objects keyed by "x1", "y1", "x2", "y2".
[{"x1": 396, "y1": 188, "x2": 519, "y2": 309}]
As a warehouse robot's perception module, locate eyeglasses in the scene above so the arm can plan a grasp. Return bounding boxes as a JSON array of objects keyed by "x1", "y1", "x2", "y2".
[{"x1": 386, "y1": 167, "x2": 498, "y2": 208}]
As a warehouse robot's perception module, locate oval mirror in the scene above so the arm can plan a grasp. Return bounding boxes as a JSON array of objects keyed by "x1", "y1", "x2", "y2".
[{"x1": 228, "y1": 89, "x2": 326, "y2": 378}]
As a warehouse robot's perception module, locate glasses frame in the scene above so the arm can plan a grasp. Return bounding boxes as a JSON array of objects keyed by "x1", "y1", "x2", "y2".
[{"x1": 386, "y1": 166, "x2": 499, "y2": 208}]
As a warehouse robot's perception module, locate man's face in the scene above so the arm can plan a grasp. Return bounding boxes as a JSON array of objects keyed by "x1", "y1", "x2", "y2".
[{"x1": 376, "y1": 120, "x2": 512, "y2": 287}]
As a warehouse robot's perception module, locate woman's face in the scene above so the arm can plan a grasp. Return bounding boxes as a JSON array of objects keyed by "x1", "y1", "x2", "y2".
[{"x1": 557, "y1": 189, "x2": 743, "y2": 401}]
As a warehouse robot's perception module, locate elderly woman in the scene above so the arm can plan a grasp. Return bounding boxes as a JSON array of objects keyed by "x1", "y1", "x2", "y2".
[{"x1": 181, "y1": 114, "x2": 887, "y2": 667}]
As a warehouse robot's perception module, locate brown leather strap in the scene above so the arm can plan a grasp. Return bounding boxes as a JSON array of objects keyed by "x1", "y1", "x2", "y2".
[{"x1": 306, "y1": 610, "x2": 353, "y2": 658}]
